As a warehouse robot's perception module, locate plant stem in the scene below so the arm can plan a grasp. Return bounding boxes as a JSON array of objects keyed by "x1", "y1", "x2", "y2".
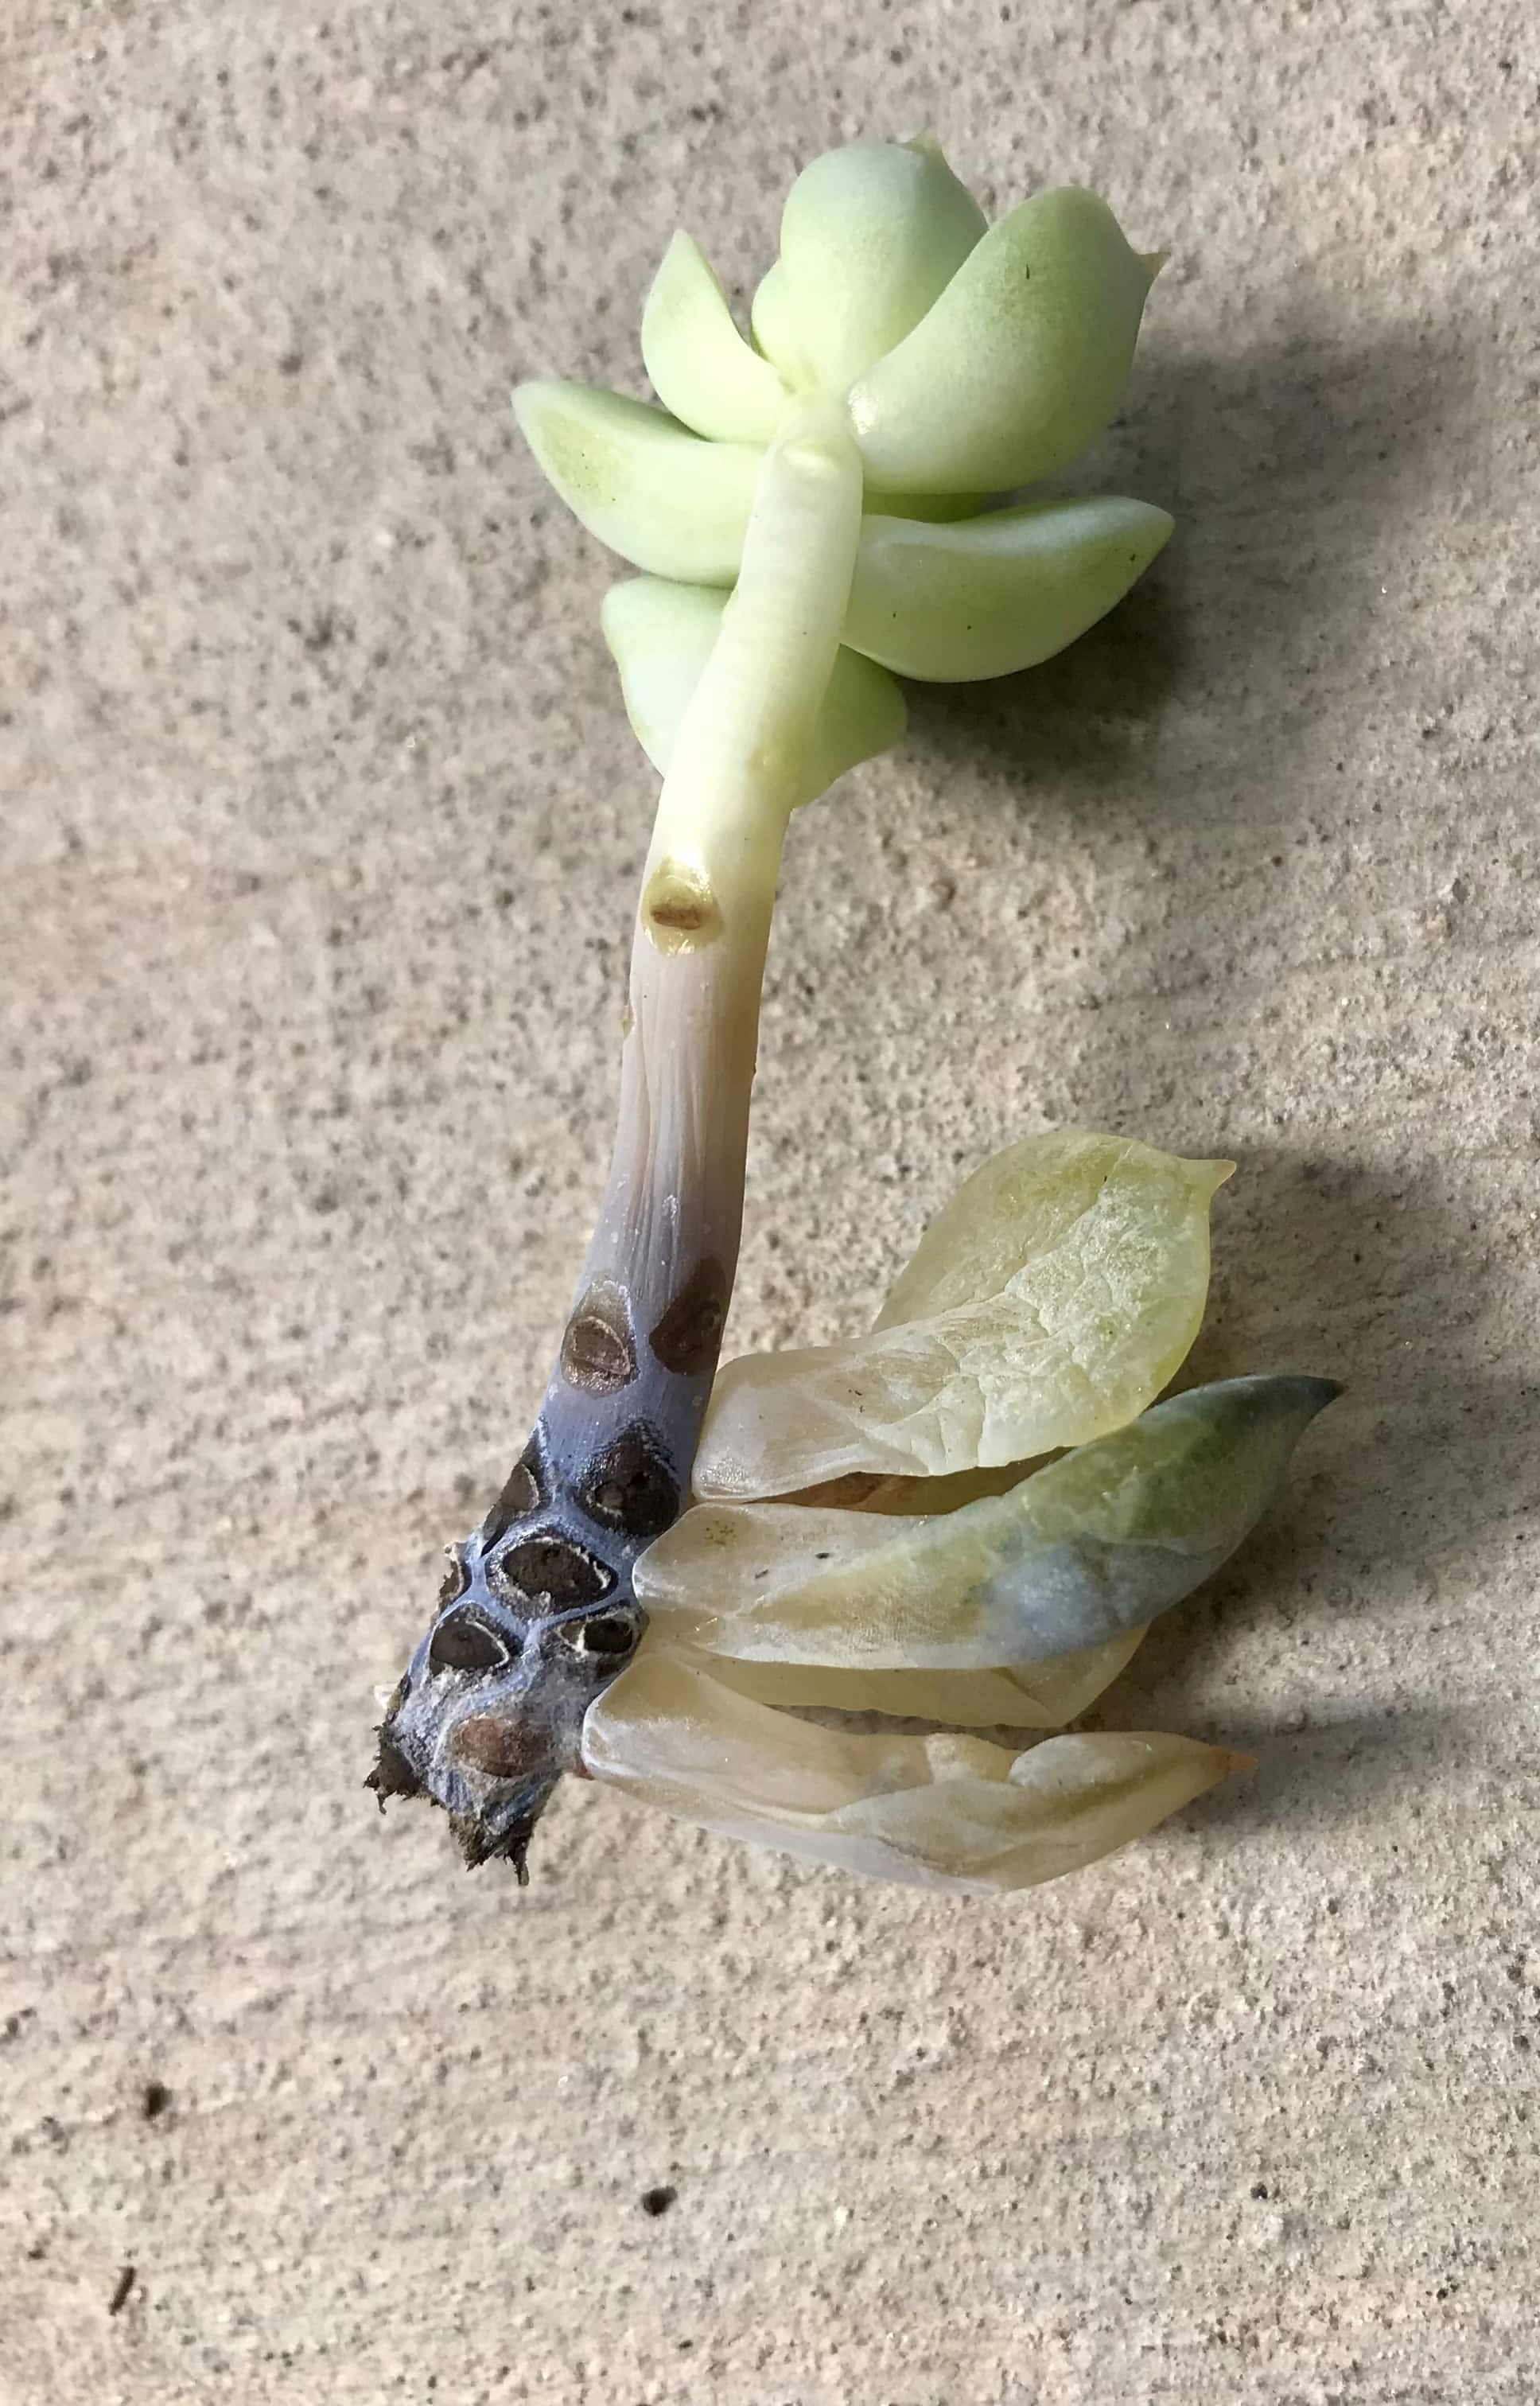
[
  {"x1": 374, "y1": 399, "x2": 867, "y2": 1866},
  {"x1": 550, "y1": 399, "x2": 865, "y2": 1466}
]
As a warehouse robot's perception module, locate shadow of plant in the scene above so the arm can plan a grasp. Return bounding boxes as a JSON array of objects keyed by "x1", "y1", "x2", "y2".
[{"x1": 902, "y1": 310, "x2": 1479, "y2": 827}]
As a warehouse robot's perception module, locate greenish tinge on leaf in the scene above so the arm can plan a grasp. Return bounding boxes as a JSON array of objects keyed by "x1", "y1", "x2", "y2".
[
  {"x1": 640, "y1": 1375, "x2": 1339, "y2": 1669},
  {"x1": 776, "y1": 138, "x2": 988, "y2": 393},
  {"x1": 844, "y1": 497, "x2": 1174, "y2": 681},
  {"x1": 601, "y1": 576, "x2": 906, "y2": 796},
  {"x1": 847, "y1": 188, "x2": 1157, "y2": 492},
  {"x1": 640, "y1": 232, "x2": 788, "y2": 446},
  {"x1": 582, "y1": 1649, "x2": 1244, "y2": 1892},
  {"x1": 694, "y1": 1133, "x2": 1231, "y2": 1498},
  {"x1": 511, "y1": 380, "x2": 760, "y2": 585}
]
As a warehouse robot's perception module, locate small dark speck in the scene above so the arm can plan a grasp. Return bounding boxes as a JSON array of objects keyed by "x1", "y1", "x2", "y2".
[
  {"x1": 1250, "y1": 2182, "x2": 1270, "y2": 2199},
  {"x1": 108, "y1": 2264, "x2": 136, "y2": 2316},
  {"x1": 814, "y1": 1552, "x2": 832, "y2": 1562},
  {"x1": 142, "y1": 2080, "x2": 171, "y2": 2121},
  {"x1": 640, "y1": 2184, "x2": 676, "y2": 2217}
]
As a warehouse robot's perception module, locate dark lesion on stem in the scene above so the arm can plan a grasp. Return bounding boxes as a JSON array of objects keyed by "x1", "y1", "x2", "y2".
[{"x1": 369, "y1": 1253, "x2": 733, "y2": 1879}]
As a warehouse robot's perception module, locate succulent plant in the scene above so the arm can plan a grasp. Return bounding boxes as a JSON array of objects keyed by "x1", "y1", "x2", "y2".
[{"x1": 370, "y1": 138, "x2": 1336, "y2": 1892}]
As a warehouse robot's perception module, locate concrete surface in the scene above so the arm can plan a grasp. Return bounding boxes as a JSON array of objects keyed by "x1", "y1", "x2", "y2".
[{"x1": 3, "y1": 2, "x2": 1538, "y2": 2400}]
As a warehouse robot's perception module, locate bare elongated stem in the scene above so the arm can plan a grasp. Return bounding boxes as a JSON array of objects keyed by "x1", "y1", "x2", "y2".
[
  {"x1": 551, "y1": 399, "x2": 865, "y2": 1446},
  {"x1": 372, "y1": 402, "x2": 866, "y2": 1871}
]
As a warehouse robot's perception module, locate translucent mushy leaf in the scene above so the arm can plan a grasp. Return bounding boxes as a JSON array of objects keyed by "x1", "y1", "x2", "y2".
[
  {"x1": 581, "y1": 1649, "x2": 1244, "y2": 1893},
  {"x1": 601, "y1": 577, "x2": 906, "y2": 797},
  {"x1": 511, "y1": 380, "x2": 759, "y2": 584},
  {"x1": 640, "y1": 232, "x2": 788, "y2": 446},
  {"x1": 707, "y1": 1636, "x2": 1146, "y2": 1729},
  {"x1": 642, "y1": 1376, "x2": 1338, "y2": 1667},
  {"x1": 694, "y1": 1133, "x2": 1232, "y2": 1499},
  {"x1": 777, "y1": 138, "x2": 987, "y2": 392},
  {"x1": 847, "y1": 189, "x2": 1157, "y2": 494},
  {"x1": 844, "y1": 497, "x2": 1174, "y2": 683}
]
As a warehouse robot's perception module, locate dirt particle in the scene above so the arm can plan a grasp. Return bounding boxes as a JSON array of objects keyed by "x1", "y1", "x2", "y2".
[{"x1": 640, "y1": 2184, "x2": 677, "y2": 2217}]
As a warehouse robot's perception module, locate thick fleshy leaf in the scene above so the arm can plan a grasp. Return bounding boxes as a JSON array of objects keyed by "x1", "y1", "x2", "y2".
[
  {"x1": 644, "y1": 1376, "x2": 1338, "y2": 1666},
  {"x1": 601, "y1": 576, "x2": 906, "y2": 797},
  {"x1": 848, "y1": 189, "x2": 1157, "y2": 493},
  {"x1": 582, "y1": 1650, "x2": 1243, "y2": 1892},
  {"x1": 512, "y1": 380, "x2": 759, "y2": 584},
  {"x1": 694, "y1": 1134, "x2": 1231, "y2": 1499},
  {"x1": 640, "y1": 232, "x2": 788, "y2": 446},
  {"x1": 777, "y1": 138, "x2": 987, "y2": 391},
  {"x1": 749, "y1": 259, "x2": 809, "y2": 386},
  {"x1": 708, "y1": 1636, "x2": 1146, "y2": 1729},
  {"x1": 844, "y1": 498, "x2": 1174, "y2": 682}
]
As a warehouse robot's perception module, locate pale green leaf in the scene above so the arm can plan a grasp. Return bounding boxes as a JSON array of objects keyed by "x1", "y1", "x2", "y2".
[
  {"x1": 844, "y1": 497, "x2": 1174, "y2": 682},
  {"x1": 640, "y1": 231, "x2": 788, "y2": 446},
  {"x1": 848, "y1": 188, "x2": 1157, "y2": 492},
  {"x1": 695, "y1": 1133, "x2": 1231, "y2": 1498},
  {"x1": 749, "y1": 259, "x2": 810, "y2": 387},
  {"x1": 511, "y1": 380, "x2": 758, "y2": 584},
  {"x1": 777, "y1": 138, "x2": 986, "y2": 391},
  {"x1": 601, "y1": 576, "x2": 906, "y2": 796}
]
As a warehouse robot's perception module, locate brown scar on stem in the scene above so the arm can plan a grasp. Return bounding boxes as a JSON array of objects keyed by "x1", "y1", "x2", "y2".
[
  {"x1": 649, "y1": 1256, "x2": 729, "y2": 1375},
  {"x1": 484, "y1": 1445, "x2": 543, "y2": 1541},
  {"x1": 642, "y1": 858, "x2": 723, "y2": 954},
  {"x1": 581, "y1": 1426, "x2": 681, "y2": 1538},
  {"x1": 454, "y1": 1713, "x2": 544, "y2": 1780},
  {"x1": 561, "y1": 1279, "x2": 637, "y2": 1394},
  {"x1": 496, "y1": 1534, "x2": 613, "y2": 1606},
  {"x1": 428, "y1": 1610, "x2": 509, "y2": 1672}
]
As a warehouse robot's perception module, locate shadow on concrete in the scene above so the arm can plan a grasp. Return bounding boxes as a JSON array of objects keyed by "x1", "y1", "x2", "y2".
[{"x1": 900, "y1": 310, "x2": 1480, "y2": 823}]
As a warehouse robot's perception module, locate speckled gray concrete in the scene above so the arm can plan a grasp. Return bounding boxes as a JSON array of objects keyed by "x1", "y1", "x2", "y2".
[{"x1": 3, "y1": 2, "x2": 1537, "y2": 2400}]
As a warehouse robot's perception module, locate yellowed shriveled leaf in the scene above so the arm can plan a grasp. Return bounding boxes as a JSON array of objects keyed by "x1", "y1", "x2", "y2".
[
  {"x1": 695, "y1": 1132, "x2": 1231, "y2": 1499},
  {"x1": 709, "y1": 1634, "x2": 1146, "y2": 1728},
  {"x1": 582, "y1": 1649, "x2": 1243, "y2": 1892}
]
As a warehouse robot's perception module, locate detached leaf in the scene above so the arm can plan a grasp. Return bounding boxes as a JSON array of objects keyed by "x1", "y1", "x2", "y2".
[
  {"x1": 582, "y1": 1650, "x2": 1243, "y2": 1892},
  {"x1": 640, "y1": 232, "x2": 788, "y2": 446},
  {"x1": 601, "y1": 577, "x2": 906, "y2": 796},
  {"x1": 844, "y1": 498, "x2": 1173, "y2": 683},
  {"x1": 707, "y1": 1637, "x2": 1146, "y2": 1729},
  {"x1": 695, "y1": 1133, "x2": 1231, "y2": 1498},
  {"x1": 848, "y1": 189, "x2": 1157, "y2": 493},
  {"x1": 644, "y1": 1376, "x2": 1338, "y2": 1666},
  {"x1": 777, "y1": 138, "x2": 986, "y2": 391},
  {"x1": 512, "y1": 380, "x2": 758, "y2": 584}
]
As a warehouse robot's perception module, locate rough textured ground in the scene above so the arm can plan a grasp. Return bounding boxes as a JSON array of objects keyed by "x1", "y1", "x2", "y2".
[{"x1": 3, "y1": 2, "x2": 1538, "y2": 2400}]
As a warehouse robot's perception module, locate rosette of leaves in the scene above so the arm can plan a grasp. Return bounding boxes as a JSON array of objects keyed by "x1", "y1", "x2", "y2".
[{"x1": 516, "y1": 134, "x2": 1172, "y2": 756}]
